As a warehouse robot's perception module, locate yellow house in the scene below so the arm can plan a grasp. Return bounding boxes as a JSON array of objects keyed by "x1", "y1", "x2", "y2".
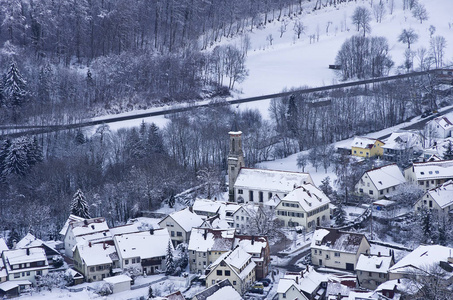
[{"x1": 351, "y1": 137, "x2": 385, "y2": 158}]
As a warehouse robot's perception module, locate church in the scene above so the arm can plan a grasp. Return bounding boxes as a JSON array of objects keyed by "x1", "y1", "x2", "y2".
[{"x1": 227, "y1": 129, "x2": 314, "y2": 204}]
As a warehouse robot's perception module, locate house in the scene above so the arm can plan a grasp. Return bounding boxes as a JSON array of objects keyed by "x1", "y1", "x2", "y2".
[
  {"x1": 232, "y1": 204, "x2": 263, "y2": 233},
  {"x1": 62, "y1": 217, "x2": 111, "y2": 257},
  {"x1": 233, "y1": 168, "x2": 314, "y2": 204},
  {"x1": 356, "y1": 253, "x2": 395, "y2": 290},
  {"x1": 351, "y1": 137, "x2": 385, "y2": 158},
  {"x1": 1, "y1": 247, "x2": 49, "y2": 284},
  {"x1": 382, "y1": 131, "x2": 422, "y2": 162},
  {"x1": 311, "y1": 228, "x2": 370, "y2": 271},
  {"x1": 162, "y1": 291, "x2": 186, "y2": 300},
  {"x1": 158, "y1": 207, "x2": 204, "y2": 247},
  {"x1": 65, "y1": 268, "x2": 84, "y2": 285},
  {"x1": 275, "y1": 184, "x2": 331, "y2": 230},
  {"x1": 276, "y1": 267, "x2": 329, "y2": 300},
  {"x1": 103, "y1": 274, "x2": 132, "y2": 293},
  {"x1": 192, "y1": 279, "x2": 242, "y2": 300},
  {"x1": 15, "y1": 233, "x2": 60, "y2": 266},
  {"x1": 199, "y1": 214, "x2": 231, "y2": 230},
  {"x1": 73, "y1": 241, "x2": 118, "y2": 282},
  {"x1": 222, "y1": 203, "x2": 242, "y2": 228},
  {"x1": 355, "y1": 164, "x2": 406, "y2": 199},
  {"x1": 188, "y1": 228, "x2": 235, "y2": 275},
  {"x1": 414, "y1": 180, "x2": 453, "y2": 215},
  {"x1": 192, "y1": 198, "x2": 222, "y2": 218},
  {"x1": 426, "y1": 116, "x2": 453, "y2": 140},
  {"x1": 59, "y1": 214, "x2": 86, "y2": 240},
  {"x1": 114, "y1": 229, "x2": 171, "y2": 275},
  {"x1": 375, "y1": 278, "x2": 419, "y2": 299},
  {"x1": 205, "y1": 246, "x2": 256, "y2": 295},
  {"x1": 404, "y1": 160, "x2": 453, "y2": 190},
  {"x1": 233, "y1": 235, "x2": 270, "y2": 280},
  {"x1": 388, "y1": 245, "x2": 453, "y2": 281}
]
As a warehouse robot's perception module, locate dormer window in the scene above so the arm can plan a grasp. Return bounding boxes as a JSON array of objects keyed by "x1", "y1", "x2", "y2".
[
  {"x1": 421, "y1": 172, "x2": 425, "y2": 175},
  {"x1": 316, "y1": 240, "x2": 321, "y2": 246}
]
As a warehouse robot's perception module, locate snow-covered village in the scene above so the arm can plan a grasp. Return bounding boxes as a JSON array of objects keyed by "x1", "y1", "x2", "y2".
[{"x1": 1, "y1": 0, "x2": 453, "y2": 299}]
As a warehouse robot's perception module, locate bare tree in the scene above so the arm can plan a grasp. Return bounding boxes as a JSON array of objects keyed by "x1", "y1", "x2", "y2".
[
  {"x1": 351, "y1": 6, "x2": 372, "y2": 37},
  {"x1": 296, "y1": 153, "x2": 308, "y2": 172},
  {"x1": 279, "y1": 20, "x2": 289, "y2": 38},
  {"x1": 412, "y1": 3, "x2": 429, "y2": 24},
  {"x1": 293, "y1": 20, "x2": 306, "y2": 39},
  {"x1": 398, "y1": 29, "x2": 419, "y2": 49},
  {"x1": 373, "y1": 0, "x2": 386, "y2": 23},
  {"x1": 430, "y1": 36, "x2": 447, "y2": 68}
]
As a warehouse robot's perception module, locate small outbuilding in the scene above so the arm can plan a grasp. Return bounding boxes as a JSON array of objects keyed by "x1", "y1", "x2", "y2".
[
  {"x1": 0, "y1": 281, "x2": 20, "y2": 298},
  {"x1": 103, "y1": 274, "x2": 132, "y2": 294}
]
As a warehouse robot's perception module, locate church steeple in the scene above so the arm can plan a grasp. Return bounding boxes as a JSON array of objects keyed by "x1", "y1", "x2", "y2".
[{"x1": 228, "y1": 126, "x2": 244, "y2": 202}]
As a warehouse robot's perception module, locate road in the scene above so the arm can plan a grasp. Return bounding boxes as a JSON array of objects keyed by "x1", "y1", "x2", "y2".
[{"x1": 0, "y1": 69, "x2": 443, "y2": 138}]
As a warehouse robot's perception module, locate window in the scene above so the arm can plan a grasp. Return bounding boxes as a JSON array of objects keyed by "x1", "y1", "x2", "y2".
[
  {"x1": 334, "y1": 252, "x2": 340, "y2": 257},
  {"x1": 132, "y1": 258, "x2": 135, "y2": 264},
  {"x1": 238, "y1": 189, "x2": 243, "y2": 195},
  {"x1": 369, "y1": 190, "x2": 373, "y2": 195},
  {"x1": 354, "y1": 151, "x2": 356, "y2": 154},
  {"x1": 26, "y1": 271, "x2": 30, "y2": 276},
  {"x1": 249, "y1": 191, "x2": 254, "y2": 201},
  {"x1": 429, "y1": 200, "x2": 433, "y2": 208},
  {"x1": 217, "y1": 270, "x2": 223, "y2": 276},
  {"x1": 90, "y1": 267, "x2": 95, "y2": 272},
  {"x1": 283, "y1": 293, "x2": 286, "y2": 298},
  {"x1": 177, "y1": 232, "x2": 182, "y2": 237},
  {"x1": 125, "y1": 260, "x2": 129, "y2": 265},
  {"x1": 268, "y1": 192, "x2": 272, "y2": 199},
  {"x1": 233, "y1": 281, "x2": 237, "y2": 285},
  {"x1": 359, "y1": 188, "x2": 363, "y2": 193},
  {"x1": 259, "y1": 191, "x2": 263, "y2": 202},
  {"x1": 241, "y1": 216, "x2": 244, "y2": 221},
  {"x1": 212, "y1": 280, "x2": 216, "y2": 284},
  {"x1": 380, "y1": 190, "x2": 383, "y2": 195},
  {"x1": 14, "y1": 273, "x2": 20, "y2": 278},
  {"x1": 225, "y1": 270, "x2": 231, "y2": 276},
  {"x1": 369, "y1": 272, "x2": 372, "y2": 277},
  {"x1": 171, "y1": 231, "x2": 175, "y2": 237},
  {"x1": 231, "y1": 166, "x2": 235, "y2": 171}
]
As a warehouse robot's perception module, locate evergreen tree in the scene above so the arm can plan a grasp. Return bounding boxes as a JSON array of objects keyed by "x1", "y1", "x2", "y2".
[
  {"x1": 147, "y1": 123, "x2": 164, "y2": 154},
  {"x1": 26, "y1": 136, "x2": 43, "y2": 167},
  {"x1": 7, "y1": 228, "x2": 21, "y2": 249},
  {"x1": 71, "y1": 189, "x2": 91, "y2": 219},
  {"x1": 165, "y1": 240, "x2": 175, "y2": 275},
  {"x1": 3, "y1": 62, "x2": 27, "y2": 108},
  {"x1": 2, "y1": 137, "x2": 29, "y2": 177},
  {"x1": 319, "y1": 176, "x2": 333, "y2": 197},
  {"x1": 75, "y1": 129, "x2": 86, "y2": 145},
  {"x1": 443, "y1": 141, "x2": 453, "y2": 160},
  {"x1": 286, "y1": 94, "x2": 298, "y2": 137},
  {"x1": 0, "y1": 139, "x2": 11, "y2": 179}
]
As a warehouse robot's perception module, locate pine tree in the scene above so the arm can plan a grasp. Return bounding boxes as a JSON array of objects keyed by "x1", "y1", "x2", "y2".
[
  {"x1": 165, "y1": 240, "x2": 175, "y2": 275},
  {"x1": 286, "y1": 94, "x2": 298, "y2": 137},
  {"x1": 443, "y1": 141, "x2": 453, "y2": 160},
  {"x1": 7, "y1": 228, "x2": 21, "y2": 249},
  {"x1": 71, "y1": 189, "x2": 90, "y2": 219},
  {"x1": 147, "y1": 123, "x2": 164, "y2": 154},
  {"x1": 0, "y1": 139, "x2": 11, "y2": 179},
  {"x1": 3, "y1": 62, "x2": 27, "y2": 108},
  {"x1": 26, "y1": 136, "x2": 43, "y2": 167},
  {"x1": 2, "y1": 137, "x2": 29, "y2": 177},
  {"x1": 75, "y1": 129, "x2": 85, "y2": 145}
]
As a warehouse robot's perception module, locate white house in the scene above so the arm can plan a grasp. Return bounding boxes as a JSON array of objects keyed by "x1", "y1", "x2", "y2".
[
  {"x1": 62, "y1": 217, "x2": 111, "y2": 258},
  {"x1": 311, "y1": 228, "x2": 370, "y2": 271},
  {"x1": 404, "y1": 160, "x2": 453, "y2": 190},
  {"x1": 233, "y1": 168, "x2": 314, "y2": 204},
  {"x1": 73, "y1": 242, "x2": 118, "y2": 282},
  {"x1": 382, "y1": 131, "x2": 423, "y2": 162},
  {"x1": 233, "y1": 235, "x2": 270, "y2": 280},
  {"x1": 232, "y1": 204, "x2": 263, "y2": 233},
  {"x1": 192, "y1": 198, "x2": 222, "y2": 217},
  {"x1": 275, "y1": 184, "x2": 331, "y2": 230},
  {"x1": 414, "y1": 180, "x2": 453, "y2": 215},
  {"x1": 113, "y1": 229, "x2": 171, "y2": 275},
  {"x1": 158, "y1": 207, "x2": 203, "y2": 247},
  {"x1": 426, "y1": 116, "x2": 453, "y2": 140},
  {"x1": 1, "y1": 247, "x2": 49, "y2": 284},
  {"x1": 187, "y1": 228, "x2": 235, "y2": 275},
  {"x1": 388, "y1": 245, "x2": 453, "y2": 280},
  {"x1": 205, "y1": 246, "x2": 256, "y2": 295},
  {"x1": 355, "y1": 164, "x2": 406, "y2": 199},
  {"x1": 277, "y1": 267, "x2": 329, "y2": 300},
  {"x1": 356, "y1": 253, "x2": 394, "y2": 290}
]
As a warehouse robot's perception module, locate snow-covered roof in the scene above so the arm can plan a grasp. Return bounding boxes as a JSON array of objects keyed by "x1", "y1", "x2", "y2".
[
  {"x1": 188, "y1": 228, "x2": 234, "y2": 252},
  {"x1": 160, "y1": 207, "x2": 204, "y2": 232},
  {"x1": 430, "y1": 116, "x2": 453, "y2": 131},
  {"x1": 234, "y1": 168, "x2": 313, "y2": 193},
  {"x1": 0, "y1": 259, "x2": 6, "y2": 279},
  {"x1": 382, "y1": 131, "x2": 422, "y2": 151},
  {"x1": 388, "y1": 245, "x2": 453, "y2": 275},
  {"x1": 71, "y1": 217, "x2": 110, "y2": 237},
  {"x1": 281, "y1": 183, "x2": 330, "y2": 212},
  {"x1": 233, "y1": 235, "x2": 268, "y2": 256},
  {"x1": 200, "y1": 215, "x2": 232, "y2": 230},
  {"x1": 356, "y1": 254, "x2": 393, "y2": 273},
  {"x1": 211, "y1": 247, "x2": 255, "y2": 280},
  {"x1": 15, "y1": 233, "x2": 44, "y2": 249},
  {"x1": 114, "y1": 229, "x2": 171, "y2": 260},
  {"x1": 103, "y1": 274, "x2": 132, "y2": 284},
  {"x1": 59, "y1": 214, "x2": 86, "y2": 236},
  {"x1": 264, "y1": 194, "x2": 281, "y2": 207},
  {"x1": 426, "y1": 180, "x2": 453, "y2": 209},
  {"x1": 311, "y1": 228, "x2": 368, "y2": 254},
  {"x1": 364, "y1": 164, "x2": 406, "y2": 191},
  {"x1": 0, "y1": 281, "x2": 19, "y2": 291},
  {"x1": 277, "y1": 267, "x2": 329, "y2": 295},
  {"x1": 409, "y1": 160, "x2": 453, "y2": 180},
  {"x1": 0, "y1": 238, "x2": 8, "y2": 252},
  {"x1": 192, "y1": 279, "x2": 242, "y2": 300},
  {"x1": 75, "y1": 242, "x2": 116, "y2": 266},
  {"x1": 376, "y1": 278, "x2": 419, "y2": 295},
  {"x1": 373, "y1": 200, "x2": 395, "y2": 207},
  {"x1": 352, "y1": 137, "x2": 383, "y2": 149},
  {"x1": 3, "y1": 247, "x2": 48, "y2": 272},
  {"x1": 193, "y1": 198, "x2": 222, "y2": 215},
  {"x1": 109, "y1": 223, "x2": 141, "y2": 236}
]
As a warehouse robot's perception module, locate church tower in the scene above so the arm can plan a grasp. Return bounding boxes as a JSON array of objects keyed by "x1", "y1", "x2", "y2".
[{"x1": 228, "y1": 128, "x2": 244, "y2": 202}]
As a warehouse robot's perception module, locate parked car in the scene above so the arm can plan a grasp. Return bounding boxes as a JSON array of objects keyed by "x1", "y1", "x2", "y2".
[
  {"x1": 249, "y1": 287, "x2": 264, "y2": 294},
  {"x1": 252, "y1": 282, "x2": 264, "y2": 289},
  {"x1": 260, "y1": 278, "x2": 272, "y2": 286}
]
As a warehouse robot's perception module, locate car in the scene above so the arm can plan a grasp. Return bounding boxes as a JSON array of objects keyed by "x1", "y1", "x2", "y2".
[
  {"x1": 252, "y1": 282, "x2": 264, "y2": 289},
  {"x1": 260, "y1": 278, "x2": 272, "y2": 286},
  {"x1": 249, "y1": 287, "x2": 264, "y2": 294}
]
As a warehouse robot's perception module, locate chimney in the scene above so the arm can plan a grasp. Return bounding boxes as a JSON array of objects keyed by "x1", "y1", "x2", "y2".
[
  {"x1": 251, "y1": 235, "x2": 255, "y2": 245},
  {"x1": 397, "y1": 278, "x2": 401, "y2": 284},
  {"x1": 103, "y1": 242, "x2": 106, "y2": 250},
  {"x1": 378, "y1": 252, "x2": 381, "y2": 257},
  {"x1": 150, "y1": 228, "x2": 154, "y2": 235},
  {"x1": 203, "y1": 229, "x2": 207, "y2": 240},
  {"x1": 84, "y1": 220, "x2": 88, "y2": 225},
  {"x1": 26, "y1": 248, "x2": 30, "y2": 256},
  {"x1": 89, "y1": 242, "x2": 92, "y2": 247},
  {"x1": 189, "y1": 206, "x2": 193, "y2": 213},
  {"x1": 295, "y1": 276, "x2": 299, "y2": 284}
]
